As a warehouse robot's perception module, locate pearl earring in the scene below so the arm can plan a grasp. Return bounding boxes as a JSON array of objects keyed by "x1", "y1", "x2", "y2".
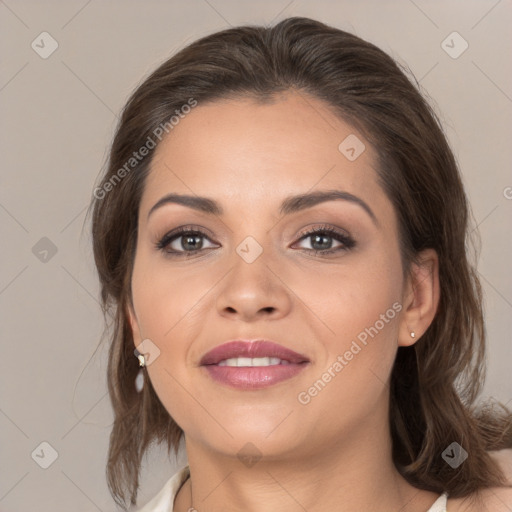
[
  {"x1": 135, "y1": 352, "x2": 145, "y2": 393},
  {"x1": 410, "y1": 331, "x2": 416, "y2": 338}
]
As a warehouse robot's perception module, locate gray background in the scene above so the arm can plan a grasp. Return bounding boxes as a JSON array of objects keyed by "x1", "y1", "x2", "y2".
[{"x1": 1, "y1": 1, "x2": 511, "y2": 511}]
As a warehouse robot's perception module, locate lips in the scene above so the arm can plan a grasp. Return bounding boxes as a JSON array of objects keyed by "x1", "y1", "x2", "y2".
[
  {"x1": 199, "y1": 339, "x2": 310, "y2": 390},
  {"x1": 199, "y1": 339, "x2": 310, "y2": 366}
]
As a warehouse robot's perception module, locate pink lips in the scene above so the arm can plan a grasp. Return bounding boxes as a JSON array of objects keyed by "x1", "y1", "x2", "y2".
[
  {"x1": 200, "y1": 340, "x2": 309, "y2": 365},
  {"x1": 199, "y1": 339, "x2": 310, "y2": 390}
]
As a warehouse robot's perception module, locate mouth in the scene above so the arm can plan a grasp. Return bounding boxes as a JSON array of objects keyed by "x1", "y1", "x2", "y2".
[
  {"x1": 216, "y1": 356, "x2": 295, "y2": 367},
  {"x1": 199, "y1": 339, "x2": 310, "y2": 390}
]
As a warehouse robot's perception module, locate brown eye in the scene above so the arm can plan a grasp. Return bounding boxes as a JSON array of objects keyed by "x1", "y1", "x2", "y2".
[
  {"x1": 155, "y1": 226, "x2": 217, "y2": 256},
  {"x1": 294, "y1": 225, "x2": 356, "y2": 256}
]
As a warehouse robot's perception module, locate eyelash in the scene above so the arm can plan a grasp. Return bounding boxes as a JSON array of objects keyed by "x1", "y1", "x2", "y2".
[{"x1": 155, "y1": 224, "x2": 356, "y2": 258}]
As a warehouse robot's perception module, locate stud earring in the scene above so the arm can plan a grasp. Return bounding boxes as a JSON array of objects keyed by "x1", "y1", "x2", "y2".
[
  {"x1": 410, "y1": 331, "x2": 416, "y2": 338},
  {"x1": 135, "y1": 352, "x2": 145, "y2": 393}
]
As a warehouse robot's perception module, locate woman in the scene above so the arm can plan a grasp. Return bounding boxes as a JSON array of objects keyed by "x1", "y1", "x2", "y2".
[{"x1": 88, "y1": 16, "x2": 512, "y2": 512}]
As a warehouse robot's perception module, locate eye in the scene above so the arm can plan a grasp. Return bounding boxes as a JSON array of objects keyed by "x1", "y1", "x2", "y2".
[
  {"x1": 155, "y1": 224, "x2": 356, "y2": 258},
  {"x1": 293, "y1": 225, "x2": 356, "y2": 256},
  {"x1": 155, "y1": 226, "x2": 217, "y2": 257}
]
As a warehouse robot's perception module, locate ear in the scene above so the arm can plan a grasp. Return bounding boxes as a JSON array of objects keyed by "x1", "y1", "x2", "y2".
[
  {"x1": 398, "y1": 248, "x2": 440, "y2": 347},
  {"x1": 126, "y1": 299, "x2": 143, "y2": 348}
]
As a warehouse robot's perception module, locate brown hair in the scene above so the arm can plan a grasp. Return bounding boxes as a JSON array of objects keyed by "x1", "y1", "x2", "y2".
[{"x1": 87, "y1": 16, "x2": 512, "y2": 509}]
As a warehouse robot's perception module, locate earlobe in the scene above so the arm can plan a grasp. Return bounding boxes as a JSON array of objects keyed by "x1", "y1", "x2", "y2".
[{"x1": 398, "y1": 248, "x2": 440, "y2": 347}]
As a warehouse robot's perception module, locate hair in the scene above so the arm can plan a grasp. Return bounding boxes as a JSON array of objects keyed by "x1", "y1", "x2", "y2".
[{"x1": 87, "y1": 16, "x2": 512, "y2": 510}]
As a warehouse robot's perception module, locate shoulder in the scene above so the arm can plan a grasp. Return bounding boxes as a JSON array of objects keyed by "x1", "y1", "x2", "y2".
[
  {"x1": 489, "y1": 448, "x2": 512, "y2": 481},
  {"x1": 447, "y1": 486, "x2": 512, "y2": 512},
  {"x1": 135, "y1": 465, "x2": 190, "y2": 512},
  {"x1": 447, "y1": 448, "x2": 512, "y2": 512}
]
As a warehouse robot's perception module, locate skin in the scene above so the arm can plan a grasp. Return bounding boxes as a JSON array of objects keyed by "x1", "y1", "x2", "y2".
[{"x1": 127, "y1": 91, "x2": 509, "y2": 511}]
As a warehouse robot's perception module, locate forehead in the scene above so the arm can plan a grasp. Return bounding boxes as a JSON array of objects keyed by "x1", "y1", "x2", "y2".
[{"x1": 140, "y1": 91, "x2": 388, "y2": 219}]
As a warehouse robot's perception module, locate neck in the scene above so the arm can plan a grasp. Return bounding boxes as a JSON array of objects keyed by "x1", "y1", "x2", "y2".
[{"x1": 174, "y1": 418, "x2": 439, "y2": 512}]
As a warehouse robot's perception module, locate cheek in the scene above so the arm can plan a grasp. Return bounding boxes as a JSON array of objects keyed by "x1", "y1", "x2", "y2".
[
  {"x1": 302, "y1": 246, "x2": 403, "y2": 401},
  {"x1": 130, "y1": 250, "x2": 217, "y2": 401},
  {"x1": 302, "y1": 247, "x2": 402, "y2": 349},
  {"x1": 131, "y1": 252, "x2": 208, "y2": 342},
  {"x1": 130, "y1": 254, "x2": 204, "y2": 426},
  {"x1": 294, "y1": 284, "x2": 401, "y2": 438}
]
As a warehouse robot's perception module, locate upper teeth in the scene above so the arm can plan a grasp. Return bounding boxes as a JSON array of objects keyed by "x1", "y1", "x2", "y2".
[{"x1": 217, "y1": 357, "x2": 290, "y2": 367}]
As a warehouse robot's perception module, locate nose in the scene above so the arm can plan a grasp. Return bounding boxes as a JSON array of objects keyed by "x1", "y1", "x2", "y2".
[{"x1": 215, "y1": 248, "x2": 292, "y2": 322}]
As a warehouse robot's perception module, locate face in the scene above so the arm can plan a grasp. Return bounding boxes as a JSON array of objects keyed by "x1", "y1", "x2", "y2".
[{"x1": 128, "y1": 91, "x2": 410, "y2": 462}]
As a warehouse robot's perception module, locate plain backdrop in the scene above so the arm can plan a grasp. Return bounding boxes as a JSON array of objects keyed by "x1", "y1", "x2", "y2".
[{"x1": 1, "y1": 1, "x2": 511, "y2": 511}]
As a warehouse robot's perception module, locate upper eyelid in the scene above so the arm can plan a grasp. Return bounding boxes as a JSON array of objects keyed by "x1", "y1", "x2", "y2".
[
  {"x1": 159, "y1": 224, "x2": 349, "y2": 239},
  {"x1": 157, "y1": 225, "x2": 353, "y2": 250}
]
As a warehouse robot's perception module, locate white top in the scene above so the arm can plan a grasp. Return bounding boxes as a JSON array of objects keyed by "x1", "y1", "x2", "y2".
[{"x1": 135, "y1": 465, "x2": 448, "y2": 511}]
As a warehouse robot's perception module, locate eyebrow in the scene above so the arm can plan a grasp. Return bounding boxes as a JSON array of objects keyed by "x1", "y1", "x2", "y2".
[{"x1": 147, "y1": 189, "x2": 378, "y2": 226}]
